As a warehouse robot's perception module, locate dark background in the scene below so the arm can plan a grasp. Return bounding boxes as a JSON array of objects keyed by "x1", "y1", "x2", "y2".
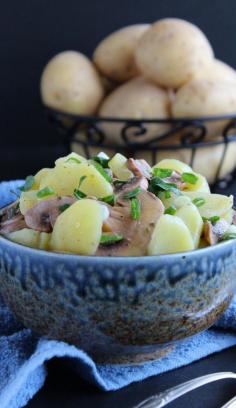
[{"x1": 1, "y1": 0, "x2": 236, "y2": 180}]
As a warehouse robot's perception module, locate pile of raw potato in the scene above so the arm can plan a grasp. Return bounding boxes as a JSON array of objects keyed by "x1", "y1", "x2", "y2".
[{"x1": 41, "y1": 18, "x2": 236, "y2": 183}]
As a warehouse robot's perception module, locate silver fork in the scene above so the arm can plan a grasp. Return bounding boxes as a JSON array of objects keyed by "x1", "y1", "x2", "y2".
[{"x1": 134, "y1": 372, "x2": 236, "y2": 408}]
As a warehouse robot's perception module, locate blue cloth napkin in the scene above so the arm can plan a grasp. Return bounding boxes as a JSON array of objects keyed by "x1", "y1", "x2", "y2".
[{"x1": 1, "y1": 180, "x2": 236, "y2": 408}]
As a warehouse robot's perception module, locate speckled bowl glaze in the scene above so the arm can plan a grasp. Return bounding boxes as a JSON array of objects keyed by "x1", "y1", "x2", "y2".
[{"x1": 0, "y1": 235, "x2": 236, "y2": 364}]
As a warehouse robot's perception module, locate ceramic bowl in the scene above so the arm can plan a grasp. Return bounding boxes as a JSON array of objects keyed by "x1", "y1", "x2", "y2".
[{"x1": 0, "y1": 234, "x2": 236, "y2": 364}]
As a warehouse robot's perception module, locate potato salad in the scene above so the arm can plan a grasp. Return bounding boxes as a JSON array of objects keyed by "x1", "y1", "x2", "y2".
[{"x1": 0, "y1": 153, "x2": 235, "y2": 256}]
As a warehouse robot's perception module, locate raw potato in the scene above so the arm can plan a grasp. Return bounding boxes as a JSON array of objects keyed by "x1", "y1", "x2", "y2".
[
  {"x1": 40, "y1": 161, "x2": 113, "y2": 198},
  {"x1": 7, "y1": 228, "x2": 40, "y2": 248},
  {"x1": 148, "y1": 214, "x2": 194, "y2": 255},
  {"x1": 93, "y1": 24, "x2": 150, "y2": 82},
  {"x1": 184, "y1": 192, "x2": 233, "y2": 222},
  {"x1": 41, "y1": 51, "x2": 104, "y2": 115},
  {"x1": 135, "y1": 18, "x2": 214, "y2": 88},
  {"x1": 172, "y1": 79, "x2": 236, "y2": 137},
  {"x1": 175, "y1": 202, "x2": 203, "y2": 248},
  {"x1": 50, "y1": 199, "x2": 103, "y2": 254},
  {"x1": 20, "y1": 191, "x2": 38, "y2": 215},
  {"x1": 196, "y1": 59, "x2": 236, "y2": 83},
  {"x1": 108, "y1": 153, "x2": 133, "y2": 180},
  {"x1": 99, "y1": 76, "x2": 170, "y2": 143}
]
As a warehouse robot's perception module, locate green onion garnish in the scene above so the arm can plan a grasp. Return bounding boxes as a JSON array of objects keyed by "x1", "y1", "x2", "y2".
[
  {"x1": 59, "y1": 203, "x2": 71, "y2": 213},
  {"x1": 100, "y1": 195, "x2": 115, "y2": 206},
  {"x1": 90, "y1": 160, "x2": 112, "y2": 183},
  {"x1": 192, "y1": 197, "x2": 206, "y2": 207},
  {"x1": 37, "y1": 186, "x2": 55, "y2": 198},
  {"x1": 92, "y1": 155, "x2": 110, "y2": 168},
  {"x1": 74, "y1": 189, "x2": 86, "y2": 200},
  {"x1": 165, "y1": 191, "x2": 171, "y2": 199},
  {"x1": 123, "y1": 187, "x2": 141, "y2": 200},
  {"x1": 181, "y1": 172, "x2": 198, "y2": 185},
  {"x1": 164, "y1": 205, "x2": 177, "y2": 215},
  {"x1": 202, "y1": 215, "x2": 220, "y2": 224},
  {"x1": 149, "y1": 177, "x2": 181, "y2": 197},
  {"x1": 113, "y1": 180, "x2": 127, "y2": 187},
  {"x1": 78, "y1": 175, "x2": 87, "y2": 188},
  {"x1": 130, "y1": 197, "x2": 141, "y2": 220},
  {"x1": 100, "y1": 233, "x2": 123, "y2": 245},
  {"x1": 19, "y1": 175, "x2": 35, "y2": 192},
  {"x1": 66, "y1": 157, "x2": 81, "y2": 164},
  {"x1": 221, "y1": 233, "x2": 236, "y2": 241},
  {"x1": 152, "y1": 168, "x2": 173, "y2": 178}
]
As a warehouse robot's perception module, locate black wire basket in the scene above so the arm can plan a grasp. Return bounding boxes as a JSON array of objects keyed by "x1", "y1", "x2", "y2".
[{"x1": 45, "y1": 106, "x2": 236, "y2": 192}]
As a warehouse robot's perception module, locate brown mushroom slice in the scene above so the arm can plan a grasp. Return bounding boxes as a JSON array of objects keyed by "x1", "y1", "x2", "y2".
[
  {"x1": 0, "y1": 200, "x2": 20, "y2": 222},
  {"x1": 0, "y1": 214, "x2": 27, "y2": 234},
  {"x1": 127, "y1": 158, "x2": 152, "y2": 179},
  {"x1": 25, "y1": 196, "x2": 76, "y2": 232},
  {"x1": 163, "y1": 171, "x2": 187, "y2": 190},
  {"x1": 97, "y1": 190, "x2": 164, "y2": 256},
  {"x1": 115, "y1": 176, "x2": 148, "y2": 206},
  {"x1": 203, "y1": 219, "x2": 229, "y2": 246}
]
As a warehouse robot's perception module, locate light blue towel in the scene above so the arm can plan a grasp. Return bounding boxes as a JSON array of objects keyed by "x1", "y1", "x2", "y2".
[{"x1": 1, "y1": 180, "x2": 236, "y2": 408}]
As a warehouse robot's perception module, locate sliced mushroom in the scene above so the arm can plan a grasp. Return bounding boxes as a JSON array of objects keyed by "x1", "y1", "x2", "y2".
[
  {"x1": 0, "y1": 214, "x2": 27, "y2": 234},
  {"x1": 127, "y1": 158, "x2": 152, "y2": 179},
  {"x1": 163, "y1": 171, "x2": 187, "y2": 190},
  {"x1": 96, "y1": 190, "x2": 164, "y2": 256},
  {"x1": 203, "y1": 219, "x2": 229, "y2": 246},
  {"x1": 25, "y1": 196, "x2": 76, "y2": 232},
  {"x1": 0, "y1": 200, "x2": 20, "y2": 222},
  {"x1": 115, "y1": 176, "x2": 148, "y2": 206}
]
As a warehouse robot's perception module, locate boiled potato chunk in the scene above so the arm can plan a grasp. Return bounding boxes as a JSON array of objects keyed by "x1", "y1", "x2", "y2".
[
  {"x1": 108, "y1": 153, "x2": 133, "y2": 180},
  {"x1": 55, "y1": 152, "x2": 87, "y2": 167},
  {"x1": 39, "y1": 232, "x2": 51, "y2": 250},
  {"x1": 175, "y1": 202, "x2": 203, "y2": 248},
  {"x1": 186, "y1": 192, "x2": 233, "y2": 221},
  {"x1": 34, "y1": 168, "x2": 51, "y2": 188},
  {"x1": 153, "y1": 159, "x2": 192, "y2": 174},
  {"x1": 50, "y1": 199, "x2": 103, "y2": 254},
  {"x1": 148, "y1": 214, "x2": 194, "y2": 255},
  {"x1": 20, "y1": 191, "x2": 38, "y2": 215},
  {"x1": 7, "y1": 228, "x2": 40, "y2": 248},
  {"x1": 183, "y1": 173, "x2": 210, "y2": 193},
  {"x1": 40, "y1": 161, "x2": 113, "y2": 198}
]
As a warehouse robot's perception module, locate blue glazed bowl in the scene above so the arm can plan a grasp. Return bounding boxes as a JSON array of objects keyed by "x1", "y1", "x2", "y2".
[{"x1": 0, "y1": 234, "x2": 236, "y2": 364}]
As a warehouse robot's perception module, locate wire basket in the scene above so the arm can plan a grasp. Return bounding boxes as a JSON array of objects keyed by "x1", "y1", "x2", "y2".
[{"x1": 44, "y1": 106, "x2": 236, "y2": 191}]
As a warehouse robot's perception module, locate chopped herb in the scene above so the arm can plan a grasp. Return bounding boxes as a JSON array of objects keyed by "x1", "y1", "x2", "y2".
[
  {"x1": 78, "y1": 175, "x2": 87, "y2": 188},
  {"x1": 113, "y1": 179, "x2": 127, "y2": 187},
  {"x1": 92, "y1": 155, "x2": 110, "y2": 168},
  {"x1": 100, "y1": 233, "x2": 123, "y2": 245},
  {"x1": 37, "y1": 186, "x2": 54, "y2": 198},
  {"x1": 192, "y1": 197, "x2": 206, "y2": 207},
  {"x1": 181, "y1": 172, "x2": 198, "y2": 185},
  {"x1": 123, "y1": 187, "x2": 141, "y2": 200},
  {"x1": 149, "y1": 177, "x2": 181, "y2": 197},
  {"x1": 19, "y1": 175, "x2": 35, "y2": 192},
  {"x1": 130, "y1": 197, "x2": 141, "y2": 220},
  {"x1": 221, "y1": 233, "x2": 236, "y2": 241},
  {"x1": 90, "y1": 160, "x2": 112, "y2": 183},
  {"x1": 165, "y1": 190, "x2": 171, "y2": 199},
  {"x1": 202, "y1": 215, "x2": 220, "y2": 224},
  {"x1": 164, "y1": 205, "x2": 177, "y2": 215},
  {"x1": 100, "y1": 194, "x2": 115, "y2": 206},
  {"x1": 152, "y1": 168, "x2": 173, "y2": 178},
  {"x1": 66, "y1": 157, "x2": 81, "y2": 164},
  {"x1": 59, "y1": 203, "x2": 71, "y2": 213},
  {"x1": 74, "y1": 189, "x2": 86, "y2": 200}
]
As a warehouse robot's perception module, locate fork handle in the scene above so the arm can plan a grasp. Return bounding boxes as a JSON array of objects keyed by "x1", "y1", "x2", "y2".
[
  {"x1": 134, "y1": 372, "x2": 236, "y2": 408},
  {"x1": 221, "y1": 395, "x2": 236, "y2": 408}
]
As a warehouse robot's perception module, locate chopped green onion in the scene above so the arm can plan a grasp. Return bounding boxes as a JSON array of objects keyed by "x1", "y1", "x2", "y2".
[
  {"x1": 37, "y1": 186, "x2": 55, "y2": 198},
  {"x1": 90, "y1": 160, "x2": 112, "y2": 182},
  {"x1": 78, "y1": 175, "x2": 87, "y2": 188},
  {"x1": 113, "y1": 180, "x2": 127, "y2": 187},
  {"x1": 202, "y1": 215, "x2": 220, "y2": 224},
  {"x1": 123, "y1": 187, "x2": 141, "y2": 200},
  {"x1": 164, "y1": 205, "x2": 177, "y2": 215},
  {"x1": 59, "y1": 203, "x2": 71, "y2": 213},
  {"x1": 181, "y1": 172, "x2": 198, "y2": 185},
  {"x1": 100, "y1": 194, "x2": 115, "y2": 206},
  {"x1": 130, "y1": 197, "x2": 141, "y2": 220},
  {"x1": 152, "y1": 168, "x2": 173, "y2": 178},
  {"x1": 74, "y1": 189, "x2": 86, "y2": 200},
  {"x1": 149, "y1": 177, "x2": 181, "y2": 197},
  {"x1": 92, "y1": 155, "x2": 110, "y2": 168},
  {"x1": 221, "y1": 233, "x2": 236, "y2": 241},
  {"x1": 19, "y1": 175, "x2": 35, "y2": 192},
  {"x1": 192, "y1": 197, "x2": 206, "y2": 207},
  {"x1": 165, "y1": 191, "x2": 171, "y2": 199},
  {"x1": 100, "y1": 233, "x2": 123, "y2": 245},
  {"x1": 66, "y1": 157, "x2": 81, "y2": 164}
]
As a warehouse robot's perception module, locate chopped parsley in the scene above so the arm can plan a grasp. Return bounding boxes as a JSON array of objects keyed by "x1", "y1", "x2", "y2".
[
  {"x1": 37, "y1": 186, "x2": 54, "y2": 198},
  {"x1": 100, "y1": 233, "x2": 123, "y2": 245},
  {"x1": 164, "y1": 205, "x2": 177, "y2": 215},
  {"x1": 19, "y1": 175, "x2": 35, "y2": 192},
  {"x1": 152, "y1": 168, "x2": 173, "y2": 178},
  {"x1": 130, "y1": 197, "x2": 141, "y2": 220},
  {"x1": 192, "y1": 197, "x2": 206, "y2": 207},
  {"x1": 123, "y1": 187, "x2": 141, "y2": 200},
  {"x1": 181, "y1": 172, "x2": 198, "y2": 185}
]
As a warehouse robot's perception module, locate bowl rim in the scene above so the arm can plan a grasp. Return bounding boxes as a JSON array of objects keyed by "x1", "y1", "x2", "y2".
[{"x1": 0, "y1": 233, "x2": 235, "y2": 264}]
